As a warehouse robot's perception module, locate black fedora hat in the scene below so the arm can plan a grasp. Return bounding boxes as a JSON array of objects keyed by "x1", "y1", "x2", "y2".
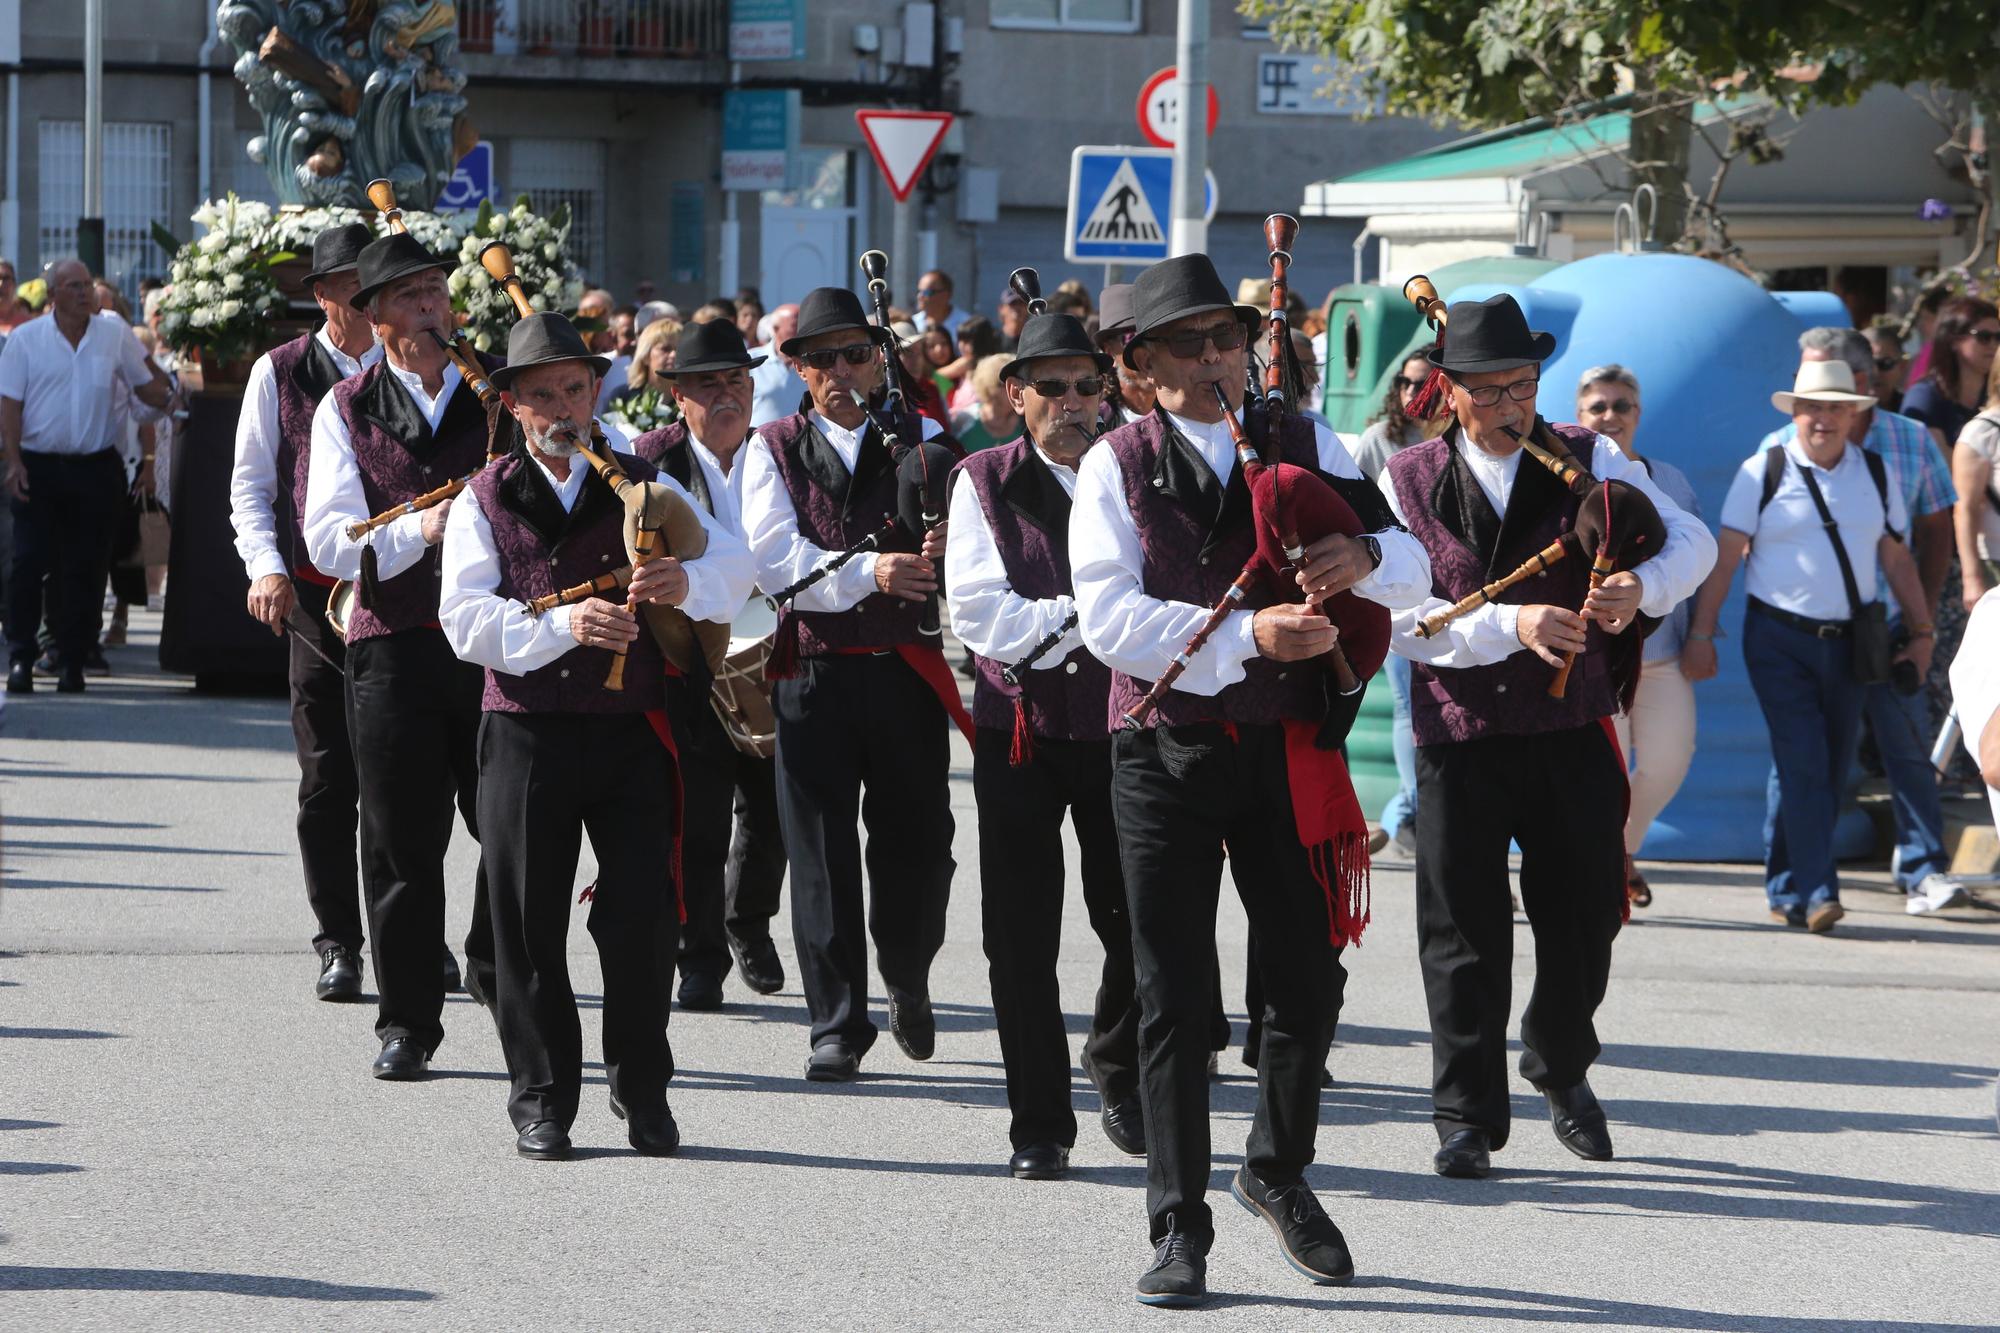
[
  {"x1": 304, "y1": 222, "x2": 374, "y2": 286},
  {"x1": 1121, "y1": 254, "x2": 1261, "y2": 368},
  {"x1": 662, "y1": 318, "x2": 767, "y2": 377},
  {"x1": 778, "y1": 286, "x2": 891, "y2": 358},
  {"x1": 1097, "y1": 282, "x2": 1136, "y2": 336},
  {"x1": 1000, "y1": 313, "x2": 1113, "y2": 382},
  {"x1": 488, "y1": 312, "x2": 611, "y2": 392},
  {"x1": 348, "y1": 232, "x2": 454, "y2": 310},
  {"x1": 1426, "y1": 293, "x2": 1557, "y2": 374}
]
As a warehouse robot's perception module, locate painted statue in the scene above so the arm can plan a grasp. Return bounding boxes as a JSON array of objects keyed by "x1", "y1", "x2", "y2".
[{"x1": 218, "y1": 0, "x2": 476, "y2": 209}]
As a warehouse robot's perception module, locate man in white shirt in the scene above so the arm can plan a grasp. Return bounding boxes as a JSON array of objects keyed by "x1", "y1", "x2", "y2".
[
  {"x1": 747, "y1": 302, "x2": 805, "y2": 429},
  {"x1": 1, "y1": 259, "x2": 173, "y2": 692},
  {"x1": 739, "y1": 285, "x2": 965, "y2": 1084},
  {"x1": 1070, "y1": 255, "x2": 1431, "y2": 1306},
  {"x1": 1685, "y1": 358, "x2": 1933, "y2": 931},
  {"x1": 1380, "y1": 294, "x2": 1714, "y2": 1184},
  {"x1": 910, "y1": 269, "x2": 966, "y2": 342},
  {"x1": 945, "y1": 308, "x2": 1142, "y2": 1183},
  {"x1": 228, "y1": 223, "x2": 382, "y2": 1001},
  {"x1": 301, "y1": 233, "x2": 502, "y2": 1082},
  {"x1": 440, "y1": 311, "x2": 752, "y2": 1162},
  {"x1": 626, "y1": 318, "x2": 790, "y2": 1010}
]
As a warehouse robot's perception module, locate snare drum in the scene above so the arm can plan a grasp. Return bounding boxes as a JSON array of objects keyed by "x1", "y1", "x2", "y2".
[
  {"x1": 710, "y1": 595, "x2": 778, "y2": 759},
  {"x1": 325, "y1": 578, "x2": 357, "y2": 643}
]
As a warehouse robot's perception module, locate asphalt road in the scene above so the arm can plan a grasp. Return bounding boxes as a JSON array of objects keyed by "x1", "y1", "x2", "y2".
[{"x1": 3, "y1": 614, "x2": 1998, "y2": 1332}]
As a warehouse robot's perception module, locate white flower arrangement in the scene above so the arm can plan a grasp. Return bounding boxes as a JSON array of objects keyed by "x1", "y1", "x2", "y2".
[
  {"x1": 602, "y1": 387, "x2": 679, "y2": 437},
  {"x1": 259, "y1": 203, "x2": 467, "y2": 260},
  {"x1": 156, "y1": 193, "x2": 288, "y2": 368},
  {"x1": 454, "y1": 195, "x2": 586, "y2": 353}
]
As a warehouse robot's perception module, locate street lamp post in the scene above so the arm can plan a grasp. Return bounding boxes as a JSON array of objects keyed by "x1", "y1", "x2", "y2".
[
  {"x1": 1168, "y1": 0, "x2": 1209, "y2": 257},
  {"x1": 79, "y1": 0, "x2": 105, "y2": 277}
]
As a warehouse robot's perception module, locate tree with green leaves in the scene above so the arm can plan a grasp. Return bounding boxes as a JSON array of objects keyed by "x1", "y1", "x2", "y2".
[{"x1": 1246, "y1": 1, "x2": 1997, "y2": 282}]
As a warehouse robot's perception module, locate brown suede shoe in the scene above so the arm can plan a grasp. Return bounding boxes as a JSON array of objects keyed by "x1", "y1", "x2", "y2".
[{"x1": 1806, "y1": 901, "x2": 1845, "y2": 934}]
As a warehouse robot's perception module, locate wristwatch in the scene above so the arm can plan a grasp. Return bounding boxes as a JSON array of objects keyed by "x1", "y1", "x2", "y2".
[{"x1": 1360, "y1": 534, "x2": 1382, "y2": 572}]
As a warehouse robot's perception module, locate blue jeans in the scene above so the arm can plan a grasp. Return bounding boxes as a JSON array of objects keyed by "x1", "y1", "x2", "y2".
[
  {"x1": 1380, "y1": 654, "x2": 1418, "y2": 839},
  {"x1": 1860, "y1": 675, "x2": 1948, "y2": 890},
  {"x1": 1745, "y1": 610, "x2": 1865, "y2": 915}
]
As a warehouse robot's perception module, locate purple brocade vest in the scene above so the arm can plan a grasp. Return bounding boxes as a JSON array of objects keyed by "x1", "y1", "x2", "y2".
[
  {"x1": 1384, "y1": 421, "x2": 1617, "y2": 746},
  {"x1": 630, "y1": 421, "x2": 717, "y2": 517},
  {"x1": 1101, "y1": 409, "x2": 1327, "y2": 730},
  {"x1": 467, "y1": 450, "x2": 666, "y2": 714},
  {"x1": 331, "y1": 356, "x2": 498, "y2": 643},
  {"x1": 760, "y1": 408, "x2": 929, "y2": 654},
  {"x1": 955, "y1": 439, "x2": 1110, "y2": 742},
  {"x1": 265, "y1": 331, "x2": 346, "y2": 580}
]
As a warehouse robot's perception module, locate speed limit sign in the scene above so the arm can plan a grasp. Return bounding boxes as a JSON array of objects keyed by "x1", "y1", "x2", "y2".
[{"x1": 1137, "y1": 67, "x2": 1220, "y2": 150}]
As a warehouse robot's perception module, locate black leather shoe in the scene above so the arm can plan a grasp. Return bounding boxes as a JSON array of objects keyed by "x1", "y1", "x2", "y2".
[
  {"x1": 1101, "y1": 1096, "x2": 1146, "y2": 1157},
  {"x1": 728, "y1": 933, "x2": 785, "y2": 995},
  {"x1": 888, "y1": 991, "x2": 935, "y2": 1061},
  {"x1": 677, "y1": 971, "x2": 724, "y2": 1011},
  {"x1": 371, "y1": 1036, "x2": 429, "y2": 1081},
  {"x1": 55, "y1": 665, "x2": 84, "y2": 694},
  {"x1": 805, "y1": 1042, "x2": 860, "y2": 1082},
  {"x1": 1432, "y1": 1128, "x2": 1492, "y2": 1179},
  {"x1": 625, "y1": 1104, "x2": 682, "y2": 1157},
  {"x1": 1008, "y1": 1141, "x2": 1069, "y2": 1180},
  {"x1": 1231, "y1": 1166, "x2": 1355, "y2": 1286},
  {"x1": 83, "y1": 644, "x2": 110, "y2": 676},
  {"x1": 315, "y1": 945, "x2": 362, "y2": 1002},
  {"x1": 6, "y1": 662, "x2": 31, "y2": 693},
  {"x1": 1545, "y1": 1080, "x2": 1614, "y2": 1161},
  {"x1": 440, "y1": 948, "x2": 462, "y2": 993},
  {"x1": 516, "y1": 1121, "x2": 571, "y2": 1161},
  {"x1": 1135, "y1": 1222, "x2": 1207, "y2": 1308}
]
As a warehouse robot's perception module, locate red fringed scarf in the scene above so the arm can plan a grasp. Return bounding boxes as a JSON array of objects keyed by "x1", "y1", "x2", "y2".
[{"x1": 1278, "y1": 719, "x2": 1372, "y2": 947}]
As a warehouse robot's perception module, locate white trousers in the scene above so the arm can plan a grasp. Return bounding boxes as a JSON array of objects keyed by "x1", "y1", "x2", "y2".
[{"x1": 1613, "y1": 656, "x2": 1698, "y2": 855}]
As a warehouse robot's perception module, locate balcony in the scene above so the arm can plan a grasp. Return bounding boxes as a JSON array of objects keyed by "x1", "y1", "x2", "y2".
[{"x1": 457, "y1": 0, "x2": 728, "y2": 62}]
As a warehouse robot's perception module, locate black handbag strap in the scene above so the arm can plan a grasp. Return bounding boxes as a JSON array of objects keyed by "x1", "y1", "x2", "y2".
[{"x1": 1792, "y1": 457, "x2": 1871, "y2": 621}]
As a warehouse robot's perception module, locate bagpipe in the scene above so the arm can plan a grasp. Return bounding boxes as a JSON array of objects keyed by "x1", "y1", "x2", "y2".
[
  {"x1": 1401, "y1": 274, "x2": 1666, "y2": 701},
  {"x1": 763, "y1": 248, "x2": 958, "y2": 675},
  {"x1": 1119, "y1": 214, "x2": 1390, "y2": 731}
]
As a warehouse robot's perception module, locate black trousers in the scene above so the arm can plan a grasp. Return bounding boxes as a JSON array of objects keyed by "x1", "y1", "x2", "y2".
[
  {"x1": 479, "y1": 711, "x2": 678, "y2": 1132},
  {"x1": 772, "y1": 652, "x2": 954, "y2": 1053},
  {"x1": 290, "y1": 579, "x2": 363, "y2": 955},
  {"x1": 345, "y1": 629, "x2": 495, "y2": 1052},
  {"x1": 673, "y1": 684, "x2": 787, "y2": 982},
  {"x1": 1111, "y1": 723, "x2": 1346, "y2": 1247},
  {"x1": 1414, "y1": 724, "x2": 1626, "y2": 1148},
  {"x1": 6, "y1": 448, "x2": 121, "y2": 665},
  {"x1": 974, "y1": 726, "x2": 1139, "y2": 1151}
]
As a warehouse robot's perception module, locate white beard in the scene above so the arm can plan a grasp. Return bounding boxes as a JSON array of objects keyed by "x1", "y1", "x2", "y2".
[{"x1": 527, "y1": 420, "x2": 581, "y2": 457}]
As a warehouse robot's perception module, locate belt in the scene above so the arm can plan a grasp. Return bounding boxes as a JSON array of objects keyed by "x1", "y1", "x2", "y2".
[{"x1": 1749, "y1": 597, "x2": 1850, "y2": 639}]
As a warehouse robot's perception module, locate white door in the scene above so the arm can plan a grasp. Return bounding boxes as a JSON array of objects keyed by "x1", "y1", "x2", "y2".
[{"x1": 759, "y1": 206, "x2": 848, "y2": 303}]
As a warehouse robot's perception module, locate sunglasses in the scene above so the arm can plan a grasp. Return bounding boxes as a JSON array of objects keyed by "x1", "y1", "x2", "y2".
[
  {"x1": 916, "y1": 287, "x2": 947, "y2": 298},
  {"x1": 1393, "y1": 375, "x2": 1423, "y2": 391},
  {"x1": 1967, "y1": 329, "x2": 2000, "y2": 346},
  {"x1": 1454, "y1": 377, "x2": 1540, "y2": 408},
  {"x1": 1028, "y1": 375, "x2": 1105, "y2": 399},
  {"x1": 1873, "y1": 355, "x2": 1903, "y2": 371},
  {"x1": 798, "y1": 343, "x2": 877, "y2": 371},
  {"x1": 1581, "y1": 397, "x2": 1636, "y2": 415},
  {"x1": 1148, "y1": 320, "x2": 1247, "y2": 359}
]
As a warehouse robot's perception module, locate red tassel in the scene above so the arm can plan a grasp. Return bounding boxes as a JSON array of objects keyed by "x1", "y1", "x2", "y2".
[
  {"x1": 766, "y1": 609, "x2": 801, "y2": 680},
  {"x1": 1405, "y1": 365, "x2": 1450, "y2": 421},
  {"x1": 1308, "y1": 831, "x2": 1373, "y2": 947},
  {"x1": 1008, "y1": 695, "x2": 1035, "y2": 768},
  {"x1": 578, "y1": 879, "x2": 596, "y2": 904}
]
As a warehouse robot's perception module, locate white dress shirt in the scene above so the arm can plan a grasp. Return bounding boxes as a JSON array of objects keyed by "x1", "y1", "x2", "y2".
[
  {"x1": 1718, "y1": 434, "x2": 1907, "y2": 621},
  {"x1": 440, "y1": 442, "x2": 754, "y2": 676},
  {"x1": 303, "y1": 359, "x2": 465, "y2": 581},
  {"x1": 0, "y1": 311, "x2": 158, "y2": 454},
  {"x1": 946, "y1": 440, "x2": 1085, "y2": 667},
  {"x1": 1071, "y1": 407, "x2": 1432, "y2": 694},
  {"x1": 1379, "y1": 431, "x2": 1719, "y2": 668},
  {"x1": 739, "y1": 408, "x2": 947, "y2": 614},
  {"x1": 230, "y1": 328, "x2": 381, "y2": 581},
  {"x1": 683, "y1": 426, "x2": 748, "y2": 540}
]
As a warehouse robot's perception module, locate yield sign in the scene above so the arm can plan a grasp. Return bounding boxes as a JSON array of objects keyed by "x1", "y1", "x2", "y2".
[{"x1": 855, "y1": 109, "x2": 954, "y2": 203}]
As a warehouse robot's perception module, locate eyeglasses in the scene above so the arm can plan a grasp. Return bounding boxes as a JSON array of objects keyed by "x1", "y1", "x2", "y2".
[
  {"x1": 1967, "y1": 329, "x2": 2000, "y2": 346},
  {"x1": 1580, "y1": 397, "x2": 1635, "y2": 416},
  {"x1": 1148, "y1": 320, "x2": 1247, "y2": 359},
  {"x1": 798, "y1": 343, "x2": 877, "y2": 371},
  {"x1": 1393, "y1": 375, "x2": 1423, "y2": 391},
  {"x1": 1028, "y1": 375, "x2": 1105, "y2": 399},
  {"x1": 1453, "y1": 377, "x2": 1540, "y2": 408},
  {"x1": 1873, "y1": 355, "x2": 1904, "y2": 371}
]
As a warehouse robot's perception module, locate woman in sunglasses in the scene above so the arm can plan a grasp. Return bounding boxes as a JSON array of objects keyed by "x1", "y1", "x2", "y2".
[
  {"x1": 1901, "y1": 295, "x2": 2000, "y2": 446},
  {"x1": 1576, "y1": 365, "x2": 1703, "y2": 909},
  {"x1": 1353, "y1": 353, "x2": 1445, "y2": 483}
]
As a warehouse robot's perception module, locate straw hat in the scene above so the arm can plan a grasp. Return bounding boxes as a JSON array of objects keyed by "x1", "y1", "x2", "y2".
[{"x1": 1771, "y1": 360, "x2": 1876, "y2": 413}]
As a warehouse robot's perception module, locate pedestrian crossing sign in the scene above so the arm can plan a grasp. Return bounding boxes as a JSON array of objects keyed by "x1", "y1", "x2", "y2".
[{"x1": 1065, "y1": 146, "x2": 1175, "y2": 263}]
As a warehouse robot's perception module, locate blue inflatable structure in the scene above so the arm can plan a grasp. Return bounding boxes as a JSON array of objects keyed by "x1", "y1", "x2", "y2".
[{"x1": 1447, "y1": 253, "x2": 1867, "y2": 861}]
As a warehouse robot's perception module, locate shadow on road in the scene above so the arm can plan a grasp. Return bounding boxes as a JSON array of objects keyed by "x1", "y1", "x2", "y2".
[{"x1": 0, "y1": 1265, "x2": 433, "y2": 1301}]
